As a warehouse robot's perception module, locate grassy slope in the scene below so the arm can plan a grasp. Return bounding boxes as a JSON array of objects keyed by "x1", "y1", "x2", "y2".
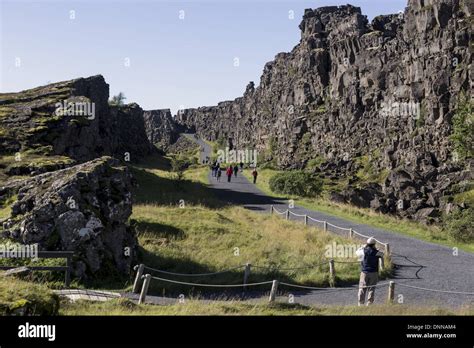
[
  {"x1": 243, "y1": 169, "x2": 474, "y2": 253},
  {"x1": 0, "y1": 274, "x2": 60, "y2": 315},
  {"x1": 130, "y1": 158, "x2": 366, "y2": 295}
]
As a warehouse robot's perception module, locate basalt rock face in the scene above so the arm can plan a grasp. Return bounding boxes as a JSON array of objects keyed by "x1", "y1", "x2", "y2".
[
  {"x1": 177, "y1": 0, "x2": 473, "y2": 222},
  {"x1": 0, "y1": 75, "x2": 154, "y2": 177},
  {"x1": 143, "y1": 109, "x2": 180, "y2": 151},
  {"x1": 0, "y1": 157, "x2": 137, "y2": 279},
  {"x1": 0, "y1": 76, "x2": 154, "y2": 279}
]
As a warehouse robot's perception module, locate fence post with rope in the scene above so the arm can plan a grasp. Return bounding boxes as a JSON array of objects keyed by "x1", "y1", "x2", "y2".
[
  {"x1": 379, "y1": 257, "x2": 385, "y2": 272},
  {"x1": 243, "y1": 263, "x2": 251, "y2": 290},
  {"x1": 387, "y1": 281, "x2": 395, "y2": 303},
  {"x1": 132, "y1": 264, "x2": 145, "y2": 293},
  {"x1": 329, "y1": 259, "x2": 335, "y2": 286},
  {"x1": 138, "y1": 274, "x2": 151, "y2": 305},
  {"x1": 269, "y1": 280, "x2": 279, "y2": 302},
  {"x1": 285, "y1": 210, "x2": 289, "y2": 220},
  {"x1": 304, "y1": 215, "x2": 308, "y2": 226}
]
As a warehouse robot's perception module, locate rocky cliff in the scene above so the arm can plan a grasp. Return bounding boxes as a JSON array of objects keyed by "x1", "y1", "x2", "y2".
[
  {"x1": 0, "y1": 75, "x2": 154, "y2": 180},
  {"x1": 143, "y1": 109, "x2": 180, "y2": 151},
  {"x1": 176, "y1": 0, "x2": 473, "y2": 222},
  {"x1": 1, "y1": 157, "x2": 137, "y2": 279},
  {"x1": 0, "y1": 76, "x2": 156, "y2": 279}
]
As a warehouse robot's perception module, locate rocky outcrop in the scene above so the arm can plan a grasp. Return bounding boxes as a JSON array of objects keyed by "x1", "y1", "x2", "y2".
[
  {"x1": 176, "y1": 0, "x2": 473, "y2": 222},
  {"x1": 143, "y1": 109, "x2": 180, "y2": 151},
  {"x1": 0, "y1": 157, "x2": 137, "y2": 279},
  {"x1": 0, "y1": 75, "x2": 154, "y2": 173}
]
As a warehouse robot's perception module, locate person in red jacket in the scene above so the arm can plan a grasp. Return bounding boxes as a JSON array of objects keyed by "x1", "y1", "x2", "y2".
[{"x1": 226, "y1": 166, "x2": 233, "y2": 182}]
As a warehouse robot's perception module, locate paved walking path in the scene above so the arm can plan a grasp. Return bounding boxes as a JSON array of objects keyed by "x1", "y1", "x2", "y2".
[{"x1": 184, "y1": 134, "x2": 474, "y2": 307}]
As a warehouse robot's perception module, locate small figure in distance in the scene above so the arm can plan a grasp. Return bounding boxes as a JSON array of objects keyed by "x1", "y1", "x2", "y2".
[
  {"x1": 226, "y1": 166, "x2": 233, "y2": 183},
  {"x1": 251, "y1": 168, "x2": 258, "y2": 184},
  {"x1": 233, "y1": 164, "x2": 239, "y2": 177}
]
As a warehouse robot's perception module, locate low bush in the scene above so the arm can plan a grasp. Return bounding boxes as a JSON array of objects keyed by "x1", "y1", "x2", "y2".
[
  {"x1": 269, "y1": 171, "x2": 323, "y2": 197},
  {"x1": 442, "y1": 208, "x2": 474, "y2": 243}
]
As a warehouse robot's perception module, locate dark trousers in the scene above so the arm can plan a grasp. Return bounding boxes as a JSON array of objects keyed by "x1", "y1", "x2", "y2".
[{"x1": 253, "y1": 176, "x2": 257, "y2": 184}]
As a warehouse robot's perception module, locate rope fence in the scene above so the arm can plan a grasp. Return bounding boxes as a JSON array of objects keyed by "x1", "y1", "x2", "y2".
[
  {"x1": 270, "y1": 205, "x2": 391, "y2": 255},
  {"x1": 133, "y1": 266, "x2": 474, "y2": 305},
  {"x1": 142, "y1": 265, "x2": 245, "y2": 277}
]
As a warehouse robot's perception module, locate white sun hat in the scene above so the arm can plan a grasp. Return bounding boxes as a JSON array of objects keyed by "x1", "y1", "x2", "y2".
[{"x1": 367, "y1": 237, "x2": 377, "y2": 245}]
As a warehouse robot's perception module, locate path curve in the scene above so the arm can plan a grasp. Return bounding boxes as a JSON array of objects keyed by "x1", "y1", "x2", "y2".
[{"x1": 167, "y1": 134, "x2": 474, "y2": 308}]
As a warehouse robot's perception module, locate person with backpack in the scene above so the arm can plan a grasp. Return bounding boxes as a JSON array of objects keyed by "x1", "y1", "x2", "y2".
[
  {"x1": 251, "y1": 168, "x2": 258, "y2": 184},
  {"x1": 233, "y1": 164, "x2": 239, "y2": 177},
  {"x1": 226, "y1": 166, "x2": 233, "y2": 182},
  {"x1": 356, "y1": 237, "x2": 384, "y2": 306},
  {"x1": 216, "y1": 167, "x2": 222, "y2": 181}
]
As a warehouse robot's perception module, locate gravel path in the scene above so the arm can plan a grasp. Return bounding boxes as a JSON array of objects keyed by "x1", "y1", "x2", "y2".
[{"x1": 150, "y1": 134, "x2": 474, "y2": 308}]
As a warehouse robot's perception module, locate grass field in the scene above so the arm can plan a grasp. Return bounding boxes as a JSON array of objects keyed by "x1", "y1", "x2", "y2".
[
  {"x1": 243, "y1": 169, "x2": 474, "y2": 253},
  {"x1": 129, "y1": 157, "x2": 373, "y2": 296},
  {"x1": 60, "y1": 297, "x2": 474, "y2": 316}
]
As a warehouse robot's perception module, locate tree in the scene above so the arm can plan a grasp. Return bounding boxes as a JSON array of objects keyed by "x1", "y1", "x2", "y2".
[{"x1": 109, "y1": 92, "x2": 127, "y2": 106}]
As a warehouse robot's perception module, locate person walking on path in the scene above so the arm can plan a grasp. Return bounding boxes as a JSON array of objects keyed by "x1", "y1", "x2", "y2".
[
  {"x1": 239, "y1": 161, "x2": 244, "y2": 171},
  {"x1": 233, "y1": 165, "x2": 239, "y2": 177},
  {"x1": 356, "y1": 237, "x2": 384, "y2": 306},
  {"x1": 252, "y1": 168, "x2": 258, "y2": 184},
  {"x1": 226, "y1": 166, "x2": 233, "y2": 182},
  {"x1": 216, "y1": 168, "x2": 222, "y2": 181},
  {"x1": 211, "y1": 163, "x2": 216, "y2": 177}
]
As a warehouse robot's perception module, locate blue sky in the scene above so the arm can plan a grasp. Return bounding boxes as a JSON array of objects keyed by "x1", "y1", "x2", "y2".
[{"x1": 1, "y1": 0, "x2": 407, "y2": 113}]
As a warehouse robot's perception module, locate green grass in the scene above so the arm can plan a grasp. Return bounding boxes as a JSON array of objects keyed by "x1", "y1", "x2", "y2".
[
  {"x1": 60, "y1": 298, "x2": 473, "y2": 316},
  {"x1": 130, "y1": 161, "x2": 369, "y2": 296},
  {"x1": 243, "y1": 169, "x2": 474, "y2": 253},
  {"x1": 0, "y1": 274, "x2": 60, "y2": 315}
]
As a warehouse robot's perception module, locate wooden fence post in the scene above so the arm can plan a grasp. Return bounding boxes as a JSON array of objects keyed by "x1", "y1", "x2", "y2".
[
  {"x1": 329, "y1": 259, "x2": 335, "y2": 287},
  {"x1": 285, "y1": 210, "x2": 289, "y2": 220},
  {"x1": 133, "y1": 264, "x2": 145, "y2": 293},
  {"x1": 385, "y1": 243, "x2": 391, "y2": 256},
  {"x1": 349, "y1": 228, "x2": 353, "y2": 239},
  {"x1": 270, "y1": 206, "x2": 273, "y2": 215},
  {"x1": 379, "y1": 257, "x2": 384, "y2": 272},
  {"x1": 269, "y1": 280, "x2": 279, "y2": 302},
  {"x1": 243, "y1": 263, "x2": 251, "y2": 289},
  {"x1": 65, "y1": 254, "x2": 71, "y2": 287},
  {"x1": 138, "y1": 274, "x2": 151, "y2": 305},
  {"x1": 323, "y1": 221, "x2": 327, "y2": 232},
  {"x1": 304, "y1": 215, "x2": 308, "y2": 226},
  {"x1": 387, "y1": 281, "x2": 395, "y2": 303}
]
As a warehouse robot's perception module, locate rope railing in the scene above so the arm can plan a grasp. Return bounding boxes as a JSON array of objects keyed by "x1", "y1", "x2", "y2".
[
  {"x1": 134, "y1": 265, "x2": 473, "y2": 305},
  {"x1": 149, "y1": 275, "x2": 273, "y2": 288},
  {"x1": 279, "y1": 281, "x2": 392, "y2": 291},
  {"x1": 307, "y1": 216, "x2": 326, "y2": 224},
  {"x1": 142, "y1": 265, "x2": 245, "y2": 277},
  {"x1": 270, "y1": 205, "x2": 390, "y2": 255},
  {"x1": 396, "y1": 283, "x2": 474, "y2": 295},
  {"x1": 288, "y1": 211, "x2": 307, "y2": 218},
  {"x1": 251, "y1": 261, "x2": 329, "y2": 271}
]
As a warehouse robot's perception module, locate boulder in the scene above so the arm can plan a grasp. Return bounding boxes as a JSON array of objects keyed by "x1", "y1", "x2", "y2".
[{"x1": 1, "y1": 157, "x2": 137, "y2": 280}]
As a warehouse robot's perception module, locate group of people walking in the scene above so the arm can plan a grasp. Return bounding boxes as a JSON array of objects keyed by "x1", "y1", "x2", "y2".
[{"x1": 211, "y1": 161, "x2": 258, "y2": 184}]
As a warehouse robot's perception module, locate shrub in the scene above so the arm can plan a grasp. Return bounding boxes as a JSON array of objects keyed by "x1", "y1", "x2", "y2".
[
  {"x1": 450, "y1": 92, "x2": 473, "y2": 160},
  {"x1": 269, "y1": 171, "x2": 323, "y2": 197},
  {"x1": 442, "y1": 208, "x2": 474, "y2": 243}
]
